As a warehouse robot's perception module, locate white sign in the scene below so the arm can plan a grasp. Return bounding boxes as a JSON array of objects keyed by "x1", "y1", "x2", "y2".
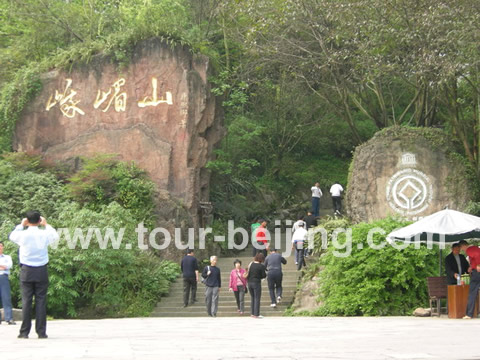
[
  {"x1": 386, "y1": 168, "x2": 433, "y2": 216},
  {"x1": 401, "y1": 153, "x2": 416, "y2": 166}
]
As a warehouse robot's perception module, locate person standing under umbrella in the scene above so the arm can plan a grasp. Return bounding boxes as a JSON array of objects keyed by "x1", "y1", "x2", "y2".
[
  {"x1": 459, "y1": 240, "x2": 480, "y2": 319},
  {"x1": 445, "y1": 243, "x2": 469, "y2": 285}
]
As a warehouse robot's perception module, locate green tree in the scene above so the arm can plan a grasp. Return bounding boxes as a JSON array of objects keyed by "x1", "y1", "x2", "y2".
[{"x1": 221, "y1": 0, "x2": 480, "y2": 173}]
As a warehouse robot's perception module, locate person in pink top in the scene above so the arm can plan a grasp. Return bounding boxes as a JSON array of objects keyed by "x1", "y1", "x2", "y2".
[
  {"x1": 229, "y1": 259, "x2": 247, "y2": 315},
  {"x1": 459, "y1": 240, "x2": 480, "y2": 319}
]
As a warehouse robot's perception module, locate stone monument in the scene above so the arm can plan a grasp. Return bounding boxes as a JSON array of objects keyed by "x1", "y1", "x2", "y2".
[
  {"x1": 13, "y1": 38, "x2": 224, "y2": 229},
  {"x1": 346, "y1": 127, "x2": 478, "y2": 222}
]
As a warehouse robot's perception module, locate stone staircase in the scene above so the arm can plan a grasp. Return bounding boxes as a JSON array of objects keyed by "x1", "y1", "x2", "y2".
[{"x1": 151, "y1": 249, "x2": 300, "y2": 317}]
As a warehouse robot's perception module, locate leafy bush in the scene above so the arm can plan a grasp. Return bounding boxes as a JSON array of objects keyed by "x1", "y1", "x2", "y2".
[
  {"x1": 0, "y1": 161, "x2": 70, "y2": 224},
  {"x1": 314, "y1": 218, "x2": 438, "y2": 316},
  {"x1": 49, "y1": 201, "x2": 179, "y2": 318},
  {"x1": 1, "y1": 200, "x2": 180, "y2": 319},
  {"x1": 66, "y1": 154, "x2": 156, "y2": 225},
  {"x1": 0, "y1": 153, "x2": 179, "y2": 318},
  {"x1": 464, "y1": 201, "x2": 480, "y2": 217}
]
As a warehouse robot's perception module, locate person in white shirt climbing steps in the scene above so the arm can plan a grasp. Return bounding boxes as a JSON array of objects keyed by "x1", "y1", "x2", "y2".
[
  {"x1": 329, "y1": 182, "x2": 344, "y2": 216},
  {"x1": 310, "y1": 182, "x2": 323, "y2": 217}
]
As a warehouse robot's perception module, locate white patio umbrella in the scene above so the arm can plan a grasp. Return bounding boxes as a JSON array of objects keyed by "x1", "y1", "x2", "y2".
[
  {"x1": 387, "y1": 208, "x2": 480, "y2": 274},
  {"x1": 387, "y1": 209, "x2": 480, "y2": 243}
]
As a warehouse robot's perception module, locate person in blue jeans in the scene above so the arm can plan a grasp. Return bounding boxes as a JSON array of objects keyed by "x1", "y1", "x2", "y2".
[
  {"x1": 311, "y1": 182, "x2": 323, "y2": 217},
  {"x1": 0, "y1": 242, "x2": 16, "y2": 325}
]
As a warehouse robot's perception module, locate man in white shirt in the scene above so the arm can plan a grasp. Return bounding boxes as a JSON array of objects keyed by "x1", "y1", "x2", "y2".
[
  {"x1": 291, "y1": 223, "x2": 308, "y2": 270},
  {"x1": 311, "y1": 182, "x2": 323, "y2": 217},
  {"x1": 9, "y1": 210, "x2": 59, "y2": 339},
  {"x1": 329, "y1": 182, "x2": 344, "y2": 215},
  {"x1": 0, "y1": 241, "x2": 15, "y2": 325},
  {"x1": 292, "y1": 216, "x2": 307, "y2": 260},
  {"x1": 292, "y1": 217, "x2": 307, "y2": 233}
]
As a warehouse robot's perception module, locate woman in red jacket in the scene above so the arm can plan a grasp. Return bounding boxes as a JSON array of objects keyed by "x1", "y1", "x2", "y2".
[{"x1": 229, "y1": 259, "x2": 247, "y2": 315}]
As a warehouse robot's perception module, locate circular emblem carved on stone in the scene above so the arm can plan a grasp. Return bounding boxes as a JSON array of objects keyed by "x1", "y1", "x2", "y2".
[{"x1": 386, "y1": 169, "x2": 433, "y2": 216}]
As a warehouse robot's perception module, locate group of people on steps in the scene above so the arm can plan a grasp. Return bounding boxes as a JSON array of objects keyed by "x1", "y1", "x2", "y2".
[{"x1": 180, "y1": 181, "x2": 343, "y2": 318}]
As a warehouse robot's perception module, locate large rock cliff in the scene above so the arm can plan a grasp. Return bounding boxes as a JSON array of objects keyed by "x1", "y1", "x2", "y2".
[{"x1": 13, "y1": 38, "x2": 224, "y2": 229}]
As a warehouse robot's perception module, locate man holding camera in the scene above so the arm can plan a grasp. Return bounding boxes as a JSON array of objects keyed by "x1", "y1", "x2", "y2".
[{"x1": 9, "y1": 210, "x2": 59, "y2": 339}]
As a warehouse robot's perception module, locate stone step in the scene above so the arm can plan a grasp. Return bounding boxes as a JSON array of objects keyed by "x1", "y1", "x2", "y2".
[
  {"x1": 152, "y1": 246, "x2": 302, "y2": 317},
  {"x1": 164, "y1": 286, "x2": 298, "y2": 293},
  {"x1": 158, "y1": 295, "x2": 296, "y2": 306},
  {"x1": 152, "y1": 311, "x2": 289, "y2": 317},
  {"x1": 152, "y1": 303, "x2": 291, "y2": 316},
  {"x1": 166, "y1": 282, "x2": 298, "y2": 291},
  {"x1": 153, "y1": 302, "x2": 291, "y2": 311},
  {"x1": 165, "y1": 287, "x2": 298, "y2": 298}
]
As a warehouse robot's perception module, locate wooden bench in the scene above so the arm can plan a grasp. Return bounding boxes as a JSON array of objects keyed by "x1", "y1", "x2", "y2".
[{"x1": 427, "y1": 276, "x2": 447, "y2": 316}]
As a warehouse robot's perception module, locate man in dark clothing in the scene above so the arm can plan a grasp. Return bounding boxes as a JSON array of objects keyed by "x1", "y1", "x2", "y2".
[
  {"x1": 304, "y1": 210, "x2": 318, "y2": 230},
  {"x1": 181, "y1": 249, "x2": 199, "y2": 307},
  {"x1": 201, "y1": 256, "x2": 221, "y2": 317},
  {"x1": 445, "y1": 243, "x2": 469, "y2": 285},
  {"x1": 264, "y1": 248, "x2": 287, "y2": 307}
]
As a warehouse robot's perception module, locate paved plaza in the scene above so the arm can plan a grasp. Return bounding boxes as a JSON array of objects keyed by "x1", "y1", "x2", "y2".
[{"x1": 2, "y1": 316, "x2": 480, "y2": 360}]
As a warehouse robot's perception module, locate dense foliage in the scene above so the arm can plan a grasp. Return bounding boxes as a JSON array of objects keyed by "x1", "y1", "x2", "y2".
[
  {"x1": 221, "y1": 0, "x2": 480, "y2": 172},
  {"x1": 3, "y1": 0, "x2": 480, "y2": 225},
  {"x1": 0, "y1": 153, "x2": 179, "y2": 318},
  {"x1": 67, "y1": 154, "x2": 156, "y2": 227},
  {"x1": 309, "y1": 218, "x2": 438, "y2": 316}
]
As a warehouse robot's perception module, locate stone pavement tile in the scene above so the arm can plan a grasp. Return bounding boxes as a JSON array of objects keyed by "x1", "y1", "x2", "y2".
[{"x1": 2, "y1": 317, "x2": 480, "y2": 360}]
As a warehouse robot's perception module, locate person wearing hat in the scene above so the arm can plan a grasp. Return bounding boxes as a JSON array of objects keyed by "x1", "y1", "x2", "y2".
[
  {"x1": 0, "y1": 241, "x2": 16, "y2": 325},
  {"x1": 264, "y1": 248, "x2": 287, "y2": 308}
]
